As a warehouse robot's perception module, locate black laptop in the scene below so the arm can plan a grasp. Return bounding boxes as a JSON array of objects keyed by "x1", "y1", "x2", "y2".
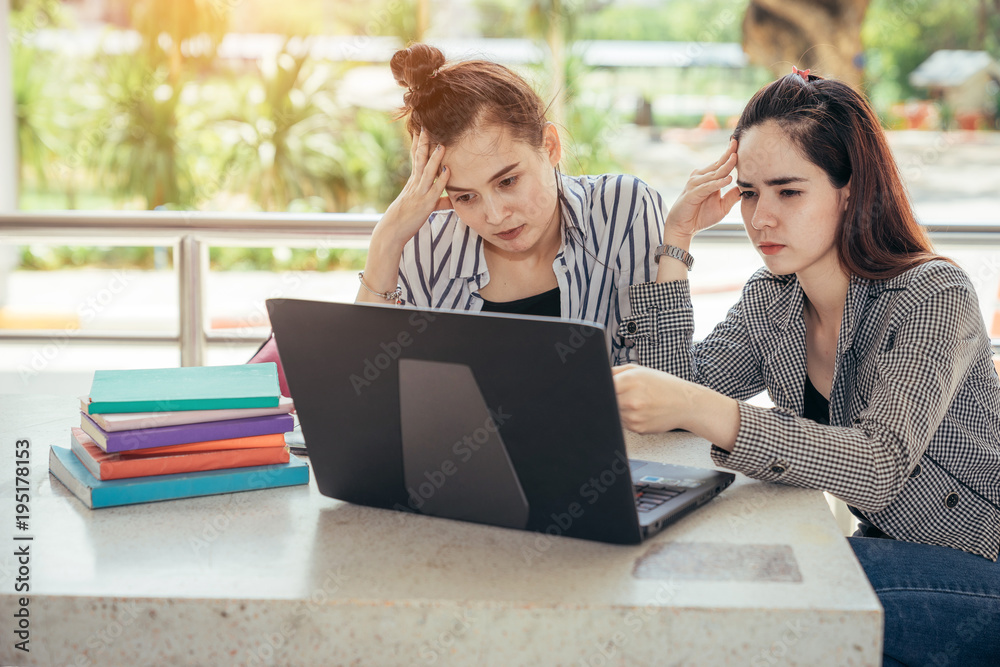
[{"x1": 266, "y1": 299, "x2": 734, "y2": 545}]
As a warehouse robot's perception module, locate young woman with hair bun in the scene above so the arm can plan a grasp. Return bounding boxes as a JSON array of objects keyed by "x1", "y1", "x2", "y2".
[
  {"x1": 355, "y1": 43, "x2": 667, "y2": 363},
  {"x1": 613, "y1": 70, "x2": 1000, "y2": 666}
]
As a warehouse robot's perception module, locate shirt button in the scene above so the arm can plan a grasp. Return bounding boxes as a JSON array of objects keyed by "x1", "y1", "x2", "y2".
[
  {"x1": 625, "y1": 321, "x2": 638, "y2": 335},
  {"x1": 945, "y1": 492, "x2": 960, "y2": 509},
  {"x1": 560, "y1": 265, "x2": 570, "y2": 273},
  {"x1": 770, "y1": 464, "x2": 786, "y2": 475},
  {"x1": 908, "y1": 464, "x2": 921, "y2": 479}
]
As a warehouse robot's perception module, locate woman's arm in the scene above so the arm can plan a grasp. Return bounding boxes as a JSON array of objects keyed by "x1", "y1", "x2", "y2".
[
  {"x1": 612, "y1": 363, "x2": 740, "y2": 448},
  {"x1": 625, "y1": 265, "x2": 991, "y2": 512},
  {"x1": 357, "y1": 129, "x2": 450, "y2": 305},
  {"x1": 611, "y1": 180, "x2": 665, "y2": 365},
  {"x1": 719, "y1": 273, "x2": 986, "y2": 511}
]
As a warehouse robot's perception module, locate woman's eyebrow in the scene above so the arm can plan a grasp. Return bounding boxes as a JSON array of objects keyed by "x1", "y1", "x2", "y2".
[
  {"x1": 737, "y1": 176, "x2": 809, "y2": 188},
  {"x1": 446, "y1": 163, "x2": 520, "y2": 193}
]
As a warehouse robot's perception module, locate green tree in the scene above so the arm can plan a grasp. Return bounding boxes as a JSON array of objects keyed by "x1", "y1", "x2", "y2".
[
  {"x1": 9, "y1": 0, "x2": 67, "y2": 202},
  {"x1": 94, "y1": 55, "x2": 193, "y2": 209},
  {"x1": 129, "y1": 0, "x2": 231, "y2": 85},
  {"x1": 12, "y1": 44, "x2": 51, "y2": 194},
  {"x1": 215, "y1": 50, "x2": 343, "y2": 211},
  {"x1": 575, "y1": 0, "x2": 746, "y2": 41},
  {"x1": 863, "y1": 0, "x2": 1000, "y2": 103}
]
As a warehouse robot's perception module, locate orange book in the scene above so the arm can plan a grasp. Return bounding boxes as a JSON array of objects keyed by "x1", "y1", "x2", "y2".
[
  {"x1": 70, "y1": 428, "x2": 289, "y2": 481},
  {"x1": 114, "y1": 432, "x2": 287, "y2": 457}
]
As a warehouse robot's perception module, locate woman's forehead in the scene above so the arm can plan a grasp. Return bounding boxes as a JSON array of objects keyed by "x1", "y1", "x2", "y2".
[
  {"x1": 445, "y1": 125, "x2": 539, "y2": 177},
  {"x1": 737, "y1": 124, "x2": 816, "y2": 181}
]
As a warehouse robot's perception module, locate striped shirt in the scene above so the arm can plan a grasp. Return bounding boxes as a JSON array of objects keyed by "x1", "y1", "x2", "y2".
[{"x1": 397, "y1": 173, "x2": 666, "y2": 363}]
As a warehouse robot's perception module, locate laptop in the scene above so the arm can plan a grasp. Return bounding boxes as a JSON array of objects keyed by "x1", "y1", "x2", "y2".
[{"x1": 266, "y1": 298, "x2": 735, "y2": 545}]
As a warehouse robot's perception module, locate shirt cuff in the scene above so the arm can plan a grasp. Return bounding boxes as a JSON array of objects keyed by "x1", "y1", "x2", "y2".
[
  {"x1": 619, "y1": 281, "x2": 693, "y2": 341},
  {"x1": 709, "y1": 402, "x2": 796, "y2": 483},
  {"x1": 628, "y1": 280, "x2": 691, "y2": 314}
]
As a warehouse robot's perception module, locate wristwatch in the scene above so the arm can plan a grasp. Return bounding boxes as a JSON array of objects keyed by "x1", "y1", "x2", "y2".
[{"x1": 654, "y1": 244, "x2": 694, "y2": 271}]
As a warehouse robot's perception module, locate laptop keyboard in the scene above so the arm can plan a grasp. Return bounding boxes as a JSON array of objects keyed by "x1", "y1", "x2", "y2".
[{"x1": 633, "y1": 484, "x2": 683, "y2": 513}]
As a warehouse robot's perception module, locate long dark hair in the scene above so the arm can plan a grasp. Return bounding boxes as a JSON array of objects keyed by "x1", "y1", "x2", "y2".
[{"x1": 733, "y1": 72, "x2": 946, "y2": 280}]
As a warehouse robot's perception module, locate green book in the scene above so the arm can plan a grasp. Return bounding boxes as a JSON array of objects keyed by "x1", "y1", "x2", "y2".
[{"x1": 87, "y1": 364, "x2": 281, "y2": 414}]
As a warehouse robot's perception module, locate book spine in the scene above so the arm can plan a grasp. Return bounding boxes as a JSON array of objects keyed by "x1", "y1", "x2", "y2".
[
  {"x1": 50, "y1": 446, "x2": 309, "y2": 509},
  {"x1": 115, "y1": 433, "x2": 287, "y2": 457},
  {"x1": 90, "y1": 460, "x2": 310, "y2": 507},
  {"x1": 87, "y1": 396, "x2": 280, "y2": 415},
  {"x1": 100, "y1": 448, "x2": 290, "y2": 480},
  {"x1": 92, "y1": 414, "x2": 294, "y2": 453}
]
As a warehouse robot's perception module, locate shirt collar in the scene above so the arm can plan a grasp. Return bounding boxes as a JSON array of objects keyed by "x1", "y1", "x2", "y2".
[
  {"x1": 763, "y1": 271, "x2": 875, "y2": 354},
  {"x1": 447, "y1": 172, "x2": 588, "y2": 280}
]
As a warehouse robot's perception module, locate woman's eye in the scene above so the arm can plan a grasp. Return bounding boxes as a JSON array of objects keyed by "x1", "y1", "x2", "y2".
[
  {"x1": 739, "y1": 190, "x2": 756, "y2": 199},
  {"x1": 455, "y1": 193, "x2": 474, "y2": 204},
  {"x1": 499, "y1": 175, "x2": 518, "y2": 188},
  {"x1": 780, "y1": 190, "x2": 802, "y2": 197}
]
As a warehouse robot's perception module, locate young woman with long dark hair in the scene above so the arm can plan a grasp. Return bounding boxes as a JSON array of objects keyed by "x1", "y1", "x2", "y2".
[{"x1": 613, "y1": 70, "x2": 1000, "y2": 666}]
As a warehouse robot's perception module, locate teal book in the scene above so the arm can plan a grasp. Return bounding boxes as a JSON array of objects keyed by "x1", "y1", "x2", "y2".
[
  {"x1": 87, "y1": 364, "x2": 281, "y2": 414},
  {"x1": 49, "y1": 445, "x2": 309, "y2": 509}
]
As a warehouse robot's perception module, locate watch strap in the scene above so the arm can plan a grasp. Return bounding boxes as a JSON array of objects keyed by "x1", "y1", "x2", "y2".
[{"x1": 654, "y1": 244, "x2": 694, "y2": 271}]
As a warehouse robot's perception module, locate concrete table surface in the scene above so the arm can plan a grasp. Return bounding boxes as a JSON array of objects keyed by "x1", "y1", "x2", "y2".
[{"x1": 0, "y1": 394, "x2": 882, "y2": 666}]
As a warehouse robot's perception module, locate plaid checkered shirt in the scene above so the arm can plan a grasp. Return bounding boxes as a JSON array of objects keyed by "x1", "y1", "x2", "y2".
[{"x1": 620, "y1": 260, "x2": 1000, "y2": 560}]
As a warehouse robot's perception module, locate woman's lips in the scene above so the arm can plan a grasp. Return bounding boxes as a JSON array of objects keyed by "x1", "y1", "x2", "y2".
[
  {"x1": 759, "y1": 244, "x2": 785, "y2": 256},
  {"x1": 496, "y1": 225, "x2": 525, "y2": 241}
]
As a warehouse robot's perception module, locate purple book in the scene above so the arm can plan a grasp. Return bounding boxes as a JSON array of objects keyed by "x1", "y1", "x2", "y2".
[{"x1": 80, "y1": 412, "x2": 294, "y2": 453}]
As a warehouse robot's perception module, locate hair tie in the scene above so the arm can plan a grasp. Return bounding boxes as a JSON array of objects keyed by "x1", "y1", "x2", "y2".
[{"x1": 792, "y1": 66, "x2": 811, "y2": 81}]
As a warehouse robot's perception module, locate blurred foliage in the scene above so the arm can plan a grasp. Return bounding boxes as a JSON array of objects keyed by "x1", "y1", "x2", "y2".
[
  {"x1": 9, "y1": 0, "x2": 63, "y2": 36},
  {"x1": 11, "y1": 0, "x2": 1000, "y2": 273},
  {"x1": 478, "y1": 0, "x2": 746, "y2": 41},
  {"x1": 18, "y1": 245, "x2": 172, "y2": 270},
  {"x1": 863, "y1": 0, "x2": 1000, "y2": 105},
  {"x1": 208, "y1": 246, "x2": 367, "y2": 272},
  {"x1": 215, "y1": 48, "x2": 341, "y2": 211},
  {"x1": 94, "y1": 55, "x2": 194, "y2": 209},
  {"x1": 12, "y1": 44, "x2": 50, "y2": 190},
  {"x1": 129, "y1": 0, "x2": 231, "y2": 81}
]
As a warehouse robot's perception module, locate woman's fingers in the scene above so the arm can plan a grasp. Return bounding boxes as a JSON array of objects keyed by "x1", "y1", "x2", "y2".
[
  {"x1": 416, "y1": 143, "x2": 446, "y2": 194},
  {"x1": 721, "y1": 185, "x2": 742, "y2": 213},
  {"x1": 688, "y1": 152, "x2": 736, "y2": 188},
  {"x1": 690, "y1": 138, "x2": 737, "y2": 177},
  {"x1": 409, "y1": 128, "x2": 422, "y2": 163},
  {"x1": 411, "y1": 128, "x2": 433, "y2": 171}
]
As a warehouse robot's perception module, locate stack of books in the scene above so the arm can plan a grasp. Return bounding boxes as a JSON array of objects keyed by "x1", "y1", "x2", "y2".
[{"x1": 48, "y1": 363, "x2": 308, "y2": 509}]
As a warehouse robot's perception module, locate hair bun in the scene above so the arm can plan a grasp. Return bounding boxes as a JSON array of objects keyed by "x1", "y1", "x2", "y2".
[{"x1": 390, "y1": 43, "x2": 446, "y2": 97}]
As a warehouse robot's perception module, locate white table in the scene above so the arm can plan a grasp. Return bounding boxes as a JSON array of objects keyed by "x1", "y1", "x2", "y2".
[{"x1": 0, "y1": 395, "x2": 881, "y2": 666}]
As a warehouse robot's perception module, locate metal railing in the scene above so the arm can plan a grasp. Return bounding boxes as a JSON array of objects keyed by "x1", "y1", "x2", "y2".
[
  {"x1": 0, "y1": 211, "x2": 380, "y2": 366},
  {"x1": 3, "y1": 211, "x2": 1000, "y2": 365}
]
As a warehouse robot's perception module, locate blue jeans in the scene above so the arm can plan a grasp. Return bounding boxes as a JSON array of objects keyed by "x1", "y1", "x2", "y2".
[{"x1": 848, "y1": 537, "x2": 1000, "y2": 666}]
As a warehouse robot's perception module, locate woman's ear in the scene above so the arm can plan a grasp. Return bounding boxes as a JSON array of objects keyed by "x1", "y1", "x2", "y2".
[
  {"x1": 543, "y1": 122, "x2": 562, "y2": 167},
  {"x1": 841, "y1": 178, "x2": 851, "y2": 212}
]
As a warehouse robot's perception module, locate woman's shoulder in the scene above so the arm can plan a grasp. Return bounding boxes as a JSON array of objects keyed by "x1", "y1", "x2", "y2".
[
  {"x1": 876, "y1": 259, "x2": 973, "y2": 294},
  {"x1": 406, "y1": 208, "x2": 466, "y2": 249},
  {"x1": 566, "y1": 172, "x2": 658, "y2": 199},
  {"x1": 562, "y1": 173, "x2": 665, "y2": 232}
]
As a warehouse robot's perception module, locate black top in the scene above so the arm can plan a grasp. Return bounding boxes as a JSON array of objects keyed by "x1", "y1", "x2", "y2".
[
  {"x1": 480, "y1": 287, "x2": 561, "y2": 318},
  {"x1": 803, "y1": 375, "x2": 830, "y2": 425},
  {"x1": 804, "y1": 375, "x2": 894, "y2": 540}
]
